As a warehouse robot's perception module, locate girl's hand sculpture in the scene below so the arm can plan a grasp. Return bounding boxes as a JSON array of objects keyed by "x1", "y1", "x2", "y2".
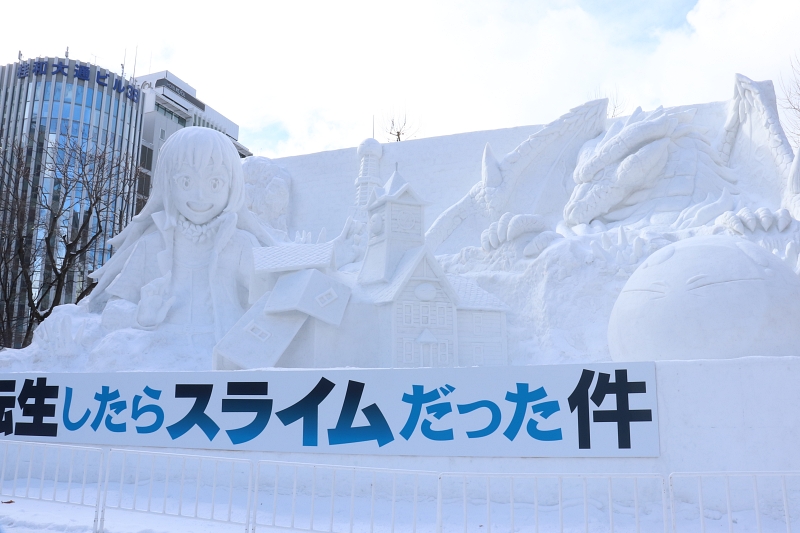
[{"x1": 137, "y1": 274, "x2": 176, "y2": 328}]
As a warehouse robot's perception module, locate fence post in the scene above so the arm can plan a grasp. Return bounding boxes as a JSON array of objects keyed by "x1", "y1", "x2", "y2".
[
  {"x1": 94, "y1": 448, "x2": 112, "y2": 533},
  {"x1": 436, "y1": 474, "x2": 443, "y2": 533}
]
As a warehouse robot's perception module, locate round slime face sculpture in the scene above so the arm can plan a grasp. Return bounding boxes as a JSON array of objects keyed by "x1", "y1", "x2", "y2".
[{"x1": 609, "y1": 235, "x2": 800, "y2": 361}]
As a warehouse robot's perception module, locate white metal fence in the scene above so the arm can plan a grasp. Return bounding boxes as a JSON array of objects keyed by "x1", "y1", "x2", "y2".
[
  {"x1": 670, "y1": 472, "x2": 800, "y2": 533},
  {"x1": 0, "y1": 440, "x2": 104, "y2": 526},
  {"x1": 251, "y1": 460, "x2": 439, "y2": 533},
  {"x1": 98, "y1": 448, "x2": 254, "y2": 532},
  {"x1": 437, "y1": 472, "x2": 668, "y2": 533},
  {"x1": 1, "y1": 442, "x2": 799, "y2": 533}
]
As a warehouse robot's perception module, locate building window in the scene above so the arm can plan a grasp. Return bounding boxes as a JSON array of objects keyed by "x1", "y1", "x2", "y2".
[
  {"x1": 403, "y1": 341, "x2": 413, "y2": 363},
  {"x1": 437, "y1": 304, "x2": 446, "y2": 326},
  {"x1": 159, "y1": 128, "x2": 166, "y2": 140},
  {"x1": 473, "y1": 314, "x2": 483, "y2": 336},
  {"x1": 403, "y1": 303, "x2": 413, "y2": 325},
  {"x1": 438, "y1": 342, "x2": 448, "y2": 364},
  {"x1": 420, "y1": 304, "x2": 430, "y2": 325},
  {"x1": 139, "y1": 145, "x2": 153, "y2": 171}
]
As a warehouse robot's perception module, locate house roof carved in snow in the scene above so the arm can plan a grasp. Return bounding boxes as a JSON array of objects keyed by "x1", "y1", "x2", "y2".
[
  {"x1": 368, "y1": 167, "x2": 430, "y2": 209},
  {"x1": 446, "y1": 275, "x2": 509, "y2": 311},
  {"x1": 253, "y1": 242, "x2": 334, "y2": 274},
  {"x1": 264, "y1": 268, "x2": 351, "y2": 326}
]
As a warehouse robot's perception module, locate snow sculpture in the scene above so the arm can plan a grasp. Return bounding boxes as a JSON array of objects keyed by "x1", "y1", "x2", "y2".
[
  {"x1": 355, "y1": 138, "x2": 383, "y2": 210},
  {"x1": 214, "y1": 166, "x2": 509, "y2": 370},
  {"x1": 13, "y1": 128, "x2": 274, "y2": 371},
  {"x1": 608, "y1": 235, "x2": 800, "y2": 361},
  {"x1": 426, "y1": 100, "x2": 607, "y2": 253},
  {"x1": 7, "y1": 72, "x2": 800, "y2": 372},
  {"x1": 242, "y1": 155, "x2": 292, "y2": 235},
  {"x1": 438, "y1": 73, "x2": 800, "y2": 364}
]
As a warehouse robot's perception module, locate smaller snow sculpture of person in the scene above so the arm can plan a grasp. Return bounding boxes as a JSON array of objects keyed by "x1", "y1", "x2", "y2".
[
  {"x1": 242, "y1": 155, "x2": 292, "y2": 235},
  {"x1": 88, "y1": 127, "x2": 273, "y2": 362}
]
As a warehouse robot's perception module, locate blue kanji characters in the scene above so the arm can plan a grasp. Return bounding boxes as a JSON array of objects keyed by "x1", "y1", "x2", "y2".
[
  {"x1": 503, "y1": 383, "x2": 562, "y2": 441},
  {"x1": 74, "y1": 64, "x2": 90, "y2": 81},
  {"x1": 400, "y1": 384, "x2": 456, "y2": 441},
  {"x1": 16, "y1": 377, "x2": 58, "y2": 437},
  {"x1": 113, "y1": 78, "x2": 126, "y2": 94},
  {"x1": 327, "y1": 380, "x2": 393, "y2": 447},
  {"x1": 52, "y1": 60, "x2": 68, "y2": 76},
  {"x1": 167, "y1": 384, "x2": 219, "y2": 441},
  {"x1": 17, "y1": 62, "x2": 30, "y2": 78},
  {"x1": 222, "y1": 382, "x2": 271, "y2": 445},
  {"x1": 0, "y1": 380, "x2": 15, "y2": 436},
  {"x1": 276, "y1": 378, "x2": 334, "y2": 446},
  {"x1": 132, "y1": 386, "x2": 164, "y2": 434},
  {"x1": 32, "y1": 60, "x2": 48, "y2": 76},
  {"x1": 96, "y1": 71, "x2": 108, "y2": 87},
  {"x1": 568, "y1": 369, "x2": 652, "y2": 449}
]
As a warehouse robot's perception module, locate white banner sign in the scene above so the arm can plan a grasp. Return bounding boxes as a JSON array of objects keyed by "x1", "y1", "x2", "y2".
[{"x1": 0, "y1": 363, "x2": 659, "y2": 457}]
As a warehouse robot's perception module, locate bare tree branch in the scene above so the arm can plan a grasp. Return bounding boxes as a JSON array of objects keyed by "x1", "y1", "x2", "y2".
[{"x1": 0, "y1": 134, "x2": 138, "y2": 347}]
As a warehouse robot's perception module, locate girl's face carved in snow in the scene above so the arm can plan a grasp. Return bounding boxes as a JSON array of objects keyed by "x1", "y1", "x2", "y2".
[{"x1": 170, "y1": 163, "x2": 231, "y2": 225}]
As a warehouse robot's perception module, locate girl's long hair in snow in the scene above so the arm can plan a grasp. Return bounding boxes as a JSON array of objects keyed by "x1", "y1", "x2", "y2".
[{"x1": 88, "y1": 127, "x2": 276, "y2": 311}]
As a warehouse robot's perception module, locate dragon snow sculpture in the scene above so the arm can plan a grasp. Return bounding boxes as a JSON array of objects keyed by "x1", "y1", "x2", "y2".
[
  {"x1": 471, "y1": 74, "x2": 800, "y2": 270},
  {"x1": 425, "y1": 99, "x2": 607, "y2": 253}
]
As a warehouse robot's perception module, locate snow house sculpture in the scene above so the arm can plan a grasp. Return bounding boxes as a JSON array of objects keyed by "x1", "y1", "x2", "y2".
[{"x1": 214, "y1": 165, "x2": 508, "y2": 370}]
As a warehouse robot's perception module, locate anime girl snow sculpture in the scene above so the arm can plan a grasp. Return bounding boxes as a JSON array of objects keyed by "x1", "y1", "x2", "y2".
[{"x1": 85, "y1": 127, "x2": 273, "y2": 368}]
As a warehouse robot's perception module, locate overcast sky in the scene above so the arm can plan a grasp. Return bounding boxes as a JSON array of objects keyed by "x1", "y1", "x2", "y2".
[{"x1": 2, "y1": 0, "x2": 799, "y2": 158}]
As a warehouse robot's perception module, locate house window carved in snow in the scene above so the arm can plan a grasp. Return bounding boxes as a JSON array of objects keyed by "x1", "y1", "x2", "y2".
[
  {"x1": 246, "y1": 321, "x2": 271, "y2": 342},
  {"x1": 473, "y1": 314, "x2": 484, "y2": 336},
  {"x1": 403, "y1": 340, "x2": 414, "y2": 363},
  {"x1": 403, "y1": 303, "x2": 413, "y2": 325},
  {"x1": 316, "y1": 288, "x2": 338, "y2": 307}
]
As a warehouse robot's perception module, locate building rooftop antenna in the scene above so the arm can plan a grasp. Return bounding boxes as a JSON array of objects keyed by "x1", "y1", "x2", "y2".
[{"x1": 132, "y1": 45, "x2": 138, "y2": 82}]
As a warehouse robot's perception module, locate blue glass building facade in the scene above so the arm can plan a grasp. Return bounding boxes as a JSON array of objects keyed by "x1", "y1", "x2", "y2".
[{"x1": 0, "y1": 56, "x2": 143, "y2": 346}]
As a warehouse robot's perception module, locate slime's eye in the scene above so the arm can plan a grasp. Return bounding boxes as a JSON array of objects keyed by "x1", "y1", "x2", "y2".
[
  {"x1": 178, "y1": 176, "x2": 191, "y2": 190},
  {"x1": 209, "y1": 177, "x2": 222, "y2": 191}
]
